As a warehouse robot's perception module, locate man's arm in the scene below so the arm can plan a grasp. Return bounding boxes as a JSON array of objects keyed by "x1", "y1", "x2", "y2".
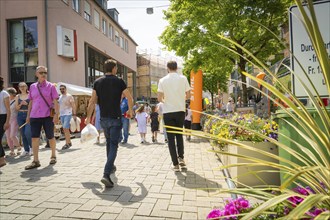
[
  {"x1": 157, "y1": 92, "x2": 164, "y2": 102},
  {"x1": 70, "y1": 95, "x2": 77, "y2": 119},
  {"x1": 85, "y1": 90, "x2": 97, "y2": 124},
  {"x1": 26, "y1": 100, "x2": 32, "y2": 124},
  {"x1": 53, "y1": 98, "x2": 59, "y2": 123},
  {"x1": 123, "y1": 89, "x2": 133, "y2": 117}
]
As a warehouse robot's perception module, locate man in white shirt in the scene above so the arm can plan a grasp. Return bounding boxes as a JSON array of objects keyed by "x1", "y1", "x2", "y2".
[
  {"x1": 157, "y1": 61, "x2": 191, "y2": 171},
  {"x1": 59, "y1": 85, "x2": 76, "y2": 150}
]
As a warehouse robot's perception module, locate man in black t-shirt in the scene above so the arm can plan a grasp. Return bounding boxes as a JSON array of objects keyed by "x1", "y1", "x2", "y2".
[{"x1": 86, "y1": 59, "x2": 133, "y2": 188}]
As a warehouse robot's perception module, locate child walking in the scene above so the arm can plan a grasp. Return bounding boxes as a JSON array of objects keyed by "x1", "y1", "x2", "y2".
[
  {"x1": 150, "y1": 106, "x2": 159, "y2": 142},
  {"x1": 135, "y1": 105, "x2": 148, "y2": 143}
]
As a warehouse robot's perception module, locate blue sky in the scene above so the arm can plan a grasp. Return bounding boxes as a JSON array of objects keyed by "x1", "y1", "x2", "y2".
[{"x1": 108, "y1": 0, "x2": 170, "y2": 52}]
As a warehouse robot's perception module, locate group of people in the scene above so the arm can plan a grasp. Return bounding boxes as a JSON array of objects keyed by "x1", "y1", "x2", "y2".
[
  {"x1": 1, "y1": 59, "x2": 191, "y2": 189},
  {"x1": 0, "y1": 67, "x2": 77, "y2": 169},
  {"x1": 84, "y1": 59, "x2": 191, "y2": 187}
]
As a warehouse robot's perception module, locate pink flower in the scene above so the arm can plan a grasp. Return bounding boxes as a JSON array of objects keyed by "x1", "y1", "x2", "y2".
[{"x1": 207, "y1": 209, "x2": 222, "y2": 219}]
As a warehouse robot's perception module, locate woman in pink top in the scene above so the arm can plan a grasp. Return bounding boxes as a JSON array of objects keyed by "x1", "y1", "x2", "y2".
[{"x1": 5, "y1": 88, "x2": 21, "y2": 156}]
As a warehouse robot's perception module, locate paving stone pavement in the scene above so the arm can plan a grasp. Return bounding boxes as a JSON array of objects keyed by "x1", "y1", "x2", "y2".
[{"x1": 0, "y1": 122, "x2": 229, "y2": 219}]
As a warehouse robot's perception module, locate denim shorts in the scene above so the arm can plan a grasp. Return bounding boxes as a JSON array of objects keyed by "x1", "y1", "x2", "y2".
[
  {"x1": 60, "y1": 115, "x2": 72, "y2": 129},
  {"x1": 30, "y1": 117, "x2": 54, "y2": 139}
]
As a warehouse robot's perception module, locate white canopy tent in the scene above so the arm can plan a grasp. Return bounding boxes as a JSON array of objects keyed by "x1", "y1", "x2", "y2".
[{"x1": 56, "y1": 82, "x2": 92, "y2": 96}]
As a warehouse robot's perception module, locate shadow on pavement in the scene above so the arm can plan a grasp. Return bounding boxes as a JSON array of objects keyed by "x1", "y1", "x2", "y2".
[
  {"x1": 187, "y1": 138, "x2": 210, "y2": 143},
  {"x1": 81, "y1": 181, "x2": 148, "y2": 204},
  {"x1": 175, "y1": 170, "x2": 222, "y2": 192},
  {"x1": 58, "y1": 148, "x2": 80, "y2": 154},
  {"x1": 120, "y1": 143, "x2": 138, "y2": 148},
  {"x1": 5, "y1": 155, "x2": 31, "y2": 165},
  {"x1": 20, "y1": 165, "x2": 58, "y2": 182}
]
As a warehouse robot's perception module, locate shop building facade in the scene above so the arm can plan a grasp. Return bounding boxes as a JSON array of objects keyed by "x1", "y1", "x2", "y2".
[{"x1": 0, "y1": 0, "x2": 137, "y2": 98}]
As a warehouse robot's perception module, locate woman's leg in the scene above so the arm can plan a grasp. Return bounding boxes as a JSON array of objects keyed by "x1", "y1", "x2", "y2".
[{"x1": 0, "y1": 114, "x2": 7, "y2": 166}]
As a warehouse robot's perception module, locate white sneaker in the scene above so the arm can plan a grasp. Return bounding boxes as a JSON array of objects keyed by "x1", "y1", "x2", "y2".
[
  {"x1": 20, "y1": 151, "x2": 29, "y2": 157},
  {"x1": 29, "y1": 151, "x2": 33, "y2": 156},
  {"x1": 178, "y1": 157, "x2": 186, "y2": 167},
  {"x1": 172, "y1": 165, "x2": 180, "y2": 172}
]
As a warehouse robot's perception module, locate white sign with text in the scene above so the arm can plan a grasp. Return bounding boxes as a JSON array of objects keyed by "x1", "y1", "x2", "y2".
[
  {"x1": 57, "y1": 25, "x2": 74, "y2": 58},
  {"x1": 289, "y1": 1, "x2": 330, "y2": 97}
]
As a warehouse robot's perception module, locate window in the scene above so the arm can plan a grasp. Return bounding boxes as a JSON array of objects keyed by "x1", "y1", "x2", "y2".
[
  {"x1": 84, "y1": 0, "x2": 91, "y2": 22},
  {"x1": 8, "y1": 18, "x2": 38, "y2": 83},
  {"x1": 86, "y1": 46, "x2": 107, "y2": 87},
  {"x1": 102, "y1": 0, "x2": 107, "y2": 9},
  {"x1": 102, "y1": 19, "x2": 107, "y2": 35},
  {"x1": 72, "y1": 0, "x2": 80, "y2": 13},
  {"x1": 114, "y1": 30, "x2": 119, "y2": 45},
  {"x1": 94, "y1": 10, "x2": 100, "y2": 29},
  {"x1": 119, "y1": 37, "x2": 124, "y2": 49},
  {"x1": 124, "y1": 39, "x2": 129, "y2": 53},
  {"x1": 108, "y1": 24, "x2": 113, "y2": 40}
]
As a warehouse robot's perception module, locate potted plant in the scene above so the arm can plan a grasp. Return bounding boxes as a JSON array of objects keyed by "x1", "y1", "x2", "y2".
[{"x1": 206, "y1": 113, "x2": 280, "y2": 187}]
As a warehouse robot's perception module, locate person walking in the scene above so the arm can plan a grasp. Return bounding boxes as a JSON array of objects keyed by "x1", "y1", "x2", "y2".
[
  {"x1": 5, "y1": 88, "x2": 21, "y2": 156},
  {"x1": 226, "y1": 98, "x2": 234, "y2": 113},
  {"x1": 58, "y1": 84, "x2": 76, "y2": 150},
  {"x1": 150, "y1": 105, "x2": 159, "y2": 143},
  {"x1": 15, "y1": 82, "x2": 32, "y2": 156},
  {"x1": 119, "y1": 94, "x2": 129, "y2": 144},
  {"x1": 85, "y1": 59, "x2": 133, "y2": 188},
  {"x1": 25, "y1": 66, "x2": 59, "y2": 170},
  {"x1": 184, "y1": 103, "x2": 192, "y2": 141},
  {"x1": 157, "y1": 102, "x2": 168, "y2": 143},
  {"x1": 0, "y1": 77, "x2": 10, "y2": 168},
  {"x1": 236, "y1": 96, "x2": 243, "y2": 108},
  {"x1": 145, "y1": 103, "x2": 151, "y2": 115},
  {"x1": 157, "y1": 61, "x2": 191, "y2": 171},
  {"x1": 132, "y1": 102, "x2": 139, "y2": 118},
  {"x1": 135, "y1": 105, "x2": 148, "y2": 143}
]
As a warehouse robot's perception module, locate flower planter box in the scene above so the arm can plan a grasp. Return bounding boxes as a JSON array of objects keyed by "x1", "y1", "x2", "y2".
[{"x1": 217, "y1": 141, "x2": 280, "y2": 187}]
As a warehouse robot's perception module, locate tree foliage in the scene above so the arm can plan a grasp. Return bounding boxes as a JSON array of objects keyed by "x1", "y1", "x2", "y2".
[{"x1": 160, "y1": 0, "x2": 293, "y2": 104}]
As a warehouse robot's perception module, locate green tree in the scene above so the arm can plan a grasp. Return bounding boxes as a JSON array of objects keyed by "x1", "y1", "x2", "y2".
[{"x1": 160, "y1": 0, "x2": 293, "y2": 104}]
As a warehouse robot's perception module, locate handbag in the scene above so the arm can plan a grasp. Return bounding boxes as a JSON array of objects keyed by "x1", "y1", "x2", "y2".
[{"x1": 37, "y1": 84, "x2": 55, "y2": 117}]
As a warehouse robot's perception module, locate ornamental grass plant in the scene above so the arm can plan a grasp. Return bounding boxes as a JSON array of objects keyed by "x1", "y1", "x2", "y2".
[{"x1": 166, "y1": 1, "x2": 329, "y2": 219}]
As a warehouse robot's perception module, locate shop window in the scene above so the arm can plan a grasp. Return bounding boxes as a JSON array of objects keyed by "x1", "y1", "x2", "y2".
[
  {"x1": 94, "y1": 10, "x2": 100, "y2": 29},
  {"x1": 84, "y1": 0, "x2": 91, "y2": 22},
  {"x1": 86, "y1": 46, "x2": 107, "y2": 87},
  {"x1": 102, "y1": 19, "x2": 107, "y2": 35},
  {"x1": 8, "y1": 18, "x2": 38, "y2": 83},
  {"x1": 72, "y1": 0, "x2": 80, "y2": 13}
]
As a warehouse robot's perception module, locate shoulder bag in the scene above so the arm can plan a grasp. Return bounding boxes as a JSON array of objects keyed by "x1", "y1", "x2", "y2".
[{"x1": 37, "y1": 84, "x2": 55, "y2": 117}]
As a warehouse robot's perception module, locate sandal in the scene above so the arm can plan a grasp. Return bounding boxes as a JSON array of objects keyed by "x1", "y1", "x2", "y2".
[
  {"x1": 9, "y1": 151, "x2": 16, "y2": 157},
  {"x1": 62, "y1": 144, "x2": 71, "y2": 150},
  {"x1": 25, "y1": 161, "x2": 41, "y2": 170},
  {"x1": 16, "y1": 147, "x2": 22, "y2": 155},
  {"x1": 49, "y1": 157, "x2": 57, "y2": 165}
]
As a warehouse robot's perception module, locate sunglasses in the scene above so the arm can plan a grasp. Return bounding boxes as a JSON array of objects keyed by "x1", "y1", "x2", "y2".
[
  {"x1": 38, "y1": 71, "x2": 48, "y2": 75},
  {"x1": 60, "y1": 88, "x2": 66, "y2": 91}
]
